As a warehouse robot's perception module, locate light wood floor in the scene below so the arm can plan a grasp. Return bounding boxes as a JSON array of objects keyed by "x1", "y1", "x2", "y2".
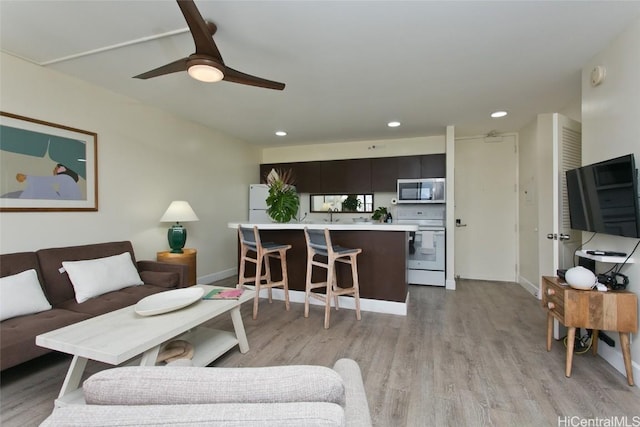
[{"x1": 2, "y1": 279, "x2": 639, "y2": 426}]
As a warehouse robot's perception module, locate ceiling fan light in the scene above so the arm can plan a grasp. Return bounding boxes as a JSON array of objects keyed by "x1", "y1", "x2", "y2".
[{"x1": 188, "y1": 64, "x2": 224, "y2": 83}]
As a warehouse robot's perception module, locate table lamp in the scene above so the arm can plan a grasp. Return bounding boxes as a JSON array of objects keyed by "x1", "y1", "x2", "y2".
[{"x1": 160, "y1": 201, "x2": 199, "y2": 253}]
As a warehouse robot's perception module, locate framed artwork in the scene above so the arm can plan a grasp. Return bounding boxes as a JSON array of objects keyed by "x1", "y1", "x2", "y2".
[{"x1": 0, "y1": 112, "x2": 98, "y2": 212}]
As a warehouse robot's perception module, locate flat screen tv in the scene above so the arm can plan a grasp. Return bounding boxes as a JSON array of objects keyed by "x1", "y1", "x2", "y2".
[{"x1": 565, "y1": 154, "x2": 640, "y2": 238}]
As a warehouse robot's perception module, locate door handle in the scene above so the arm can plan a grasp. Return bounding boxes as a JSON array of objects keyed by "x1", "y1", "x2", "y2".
[
  {"x1": 455, "y1": 219, "x2": 467, "y2": 227},
  {"x1": 559, "y1": 234, "x2": 571, "y2": 241},
  {"x1": 547, "y1": 233, "x2": 557, "y2": 240}
]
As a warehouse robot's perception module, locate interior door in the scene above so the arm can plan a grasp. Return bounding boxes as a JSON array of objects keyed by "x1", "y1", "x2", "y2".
[
  {"x1": 454, "y1": 135, "x2": 518, "y2": 281},
  {"x1": 536, "y1": 114, "x2": 581, "y2": 339},
  {"x1": 537, "y1": 113, "x2": 582, "y2": 278}
]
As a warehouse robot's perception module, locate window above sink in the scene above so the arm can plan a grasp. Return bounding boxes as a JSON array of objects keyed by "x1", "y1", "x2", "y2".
[{"x1": 310, "y1": 194, "x2": 374, "y2": 213}]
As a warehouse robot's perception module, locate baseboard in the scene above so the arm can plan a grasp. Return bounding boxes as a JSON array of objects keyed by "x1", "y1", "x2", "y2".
[
  {"x1": 445, "y1": 278, "x2": 456, "y2": 290},
  {"x1": 518, "y1": 276, "x2": 539, "y2": 299},
  {"x1": 597, "y1": 341, "x2": 639, "y2": 387},
  {"x1": 200, "y1": 267, "x2": 408, "y2": 315},
  {"x1": 251, "y1": 288, "x2": 408, "y2": 316},
  {"x1": 198, "y1": 268, "x2": 236, "y2": 285}
]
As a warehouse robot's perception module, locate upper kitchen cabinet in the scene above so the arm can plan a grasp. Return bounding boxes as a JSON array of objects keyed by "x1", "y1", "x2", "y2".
[
  {"x1": 321, "y1": 159, "x2": 372, "y2": 193},
  {"x1": 371, "y1": 156, "x2": 421, "y2": 192},
  {"x1": 420, "y1": 154, "x2": 446, "y2": 178},
  {"x1": 261, "y1": 154, "x2": 444, "y2": 194},
  {"x1": 260, "y1": 161, "x2": 323, "y2": 193}
]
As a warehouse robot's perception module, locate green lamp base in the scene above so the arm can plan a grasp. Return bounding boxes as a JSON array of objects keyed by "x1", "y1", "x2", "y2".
[{"x1": 167, "y1": 224, "x2": 187, "y2": 253}]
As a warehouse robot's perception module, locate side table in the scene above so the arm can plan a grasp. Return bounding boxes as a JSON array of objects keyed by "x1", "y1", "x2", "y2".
[
  {"x1": 157, "y1": 248, "x2": 197, "y2": 286},
  {"x1": 541, "y1": 276, "x2": 637, "y2": 386}
]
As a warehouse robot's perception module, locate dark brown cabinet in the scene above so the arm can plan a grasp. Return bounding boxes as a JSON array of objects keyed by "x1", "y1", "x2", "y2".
[
  {"x1": 371, "y1": 156, "x2": 421, "y2": 192},
  {"x1": 320, "y1": 159, "x2": 371, "y2": 193},
  {"x1": 260, "y1": 161, "x2": 322, "y2": 193},
  {"x1": 260, "y1": 154, "x2": 445, "y2": 194},
  {"x1": 420, "y1": 154, "x2": 446, "y2": 178}
]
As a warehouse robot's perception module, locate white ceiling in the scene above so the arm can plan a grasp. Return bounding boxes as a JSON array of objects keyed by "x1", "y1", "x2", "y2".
[{"x1": 1, "y1": 1, "x2": 639, "y2": 147}]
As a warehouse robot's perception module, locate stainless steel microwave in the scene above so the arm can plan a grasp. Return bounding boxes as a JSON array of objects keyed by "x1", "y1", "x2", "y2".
[{"x1": 397, "y1": 178, "x2": 445, "y2": 203}]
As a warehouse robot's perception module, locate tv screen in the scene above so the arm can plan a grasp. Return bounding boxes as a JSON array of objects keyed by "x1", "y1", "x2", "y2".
[{"x1": 565, "y1": 154, "x2": 640, "y2": 238}]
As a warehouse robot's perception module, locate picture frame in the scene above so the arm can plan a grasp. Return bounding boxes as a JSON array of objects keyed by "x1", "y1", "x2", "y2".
[{"x1": 0, "y1": 112, "x2": 98, "y2": 212}]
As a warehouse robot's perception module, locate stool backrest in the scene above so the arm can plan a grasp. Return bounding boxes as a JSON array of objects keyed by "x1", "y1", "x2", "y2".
[
  {"x1": 238, "y1": 226, "x2": 261, "y2": 249},
  {"x1": 304, "y1": 228, "x2": 333, "y2": 256}
]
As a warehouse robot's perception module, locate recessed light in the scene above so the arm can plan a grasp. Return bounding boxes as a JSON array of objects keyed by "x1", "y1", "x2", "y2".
[
  {"x1": 275, "y1": 131, "x2": 287, "y2": 136},
  {"x1": 387, "y1": 121, "x2": 401, "y2": 128},
  {"x1": 490, "y1": 111, "x2": 508, "y2": 118}
]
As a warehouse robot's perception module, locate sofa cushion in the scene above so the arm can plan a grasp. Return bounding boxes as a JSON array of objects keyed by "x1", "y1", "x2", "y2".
[
  {"x1": 36, "y1": 241, "x2": 138, "y2": 307},
  {"x1": 0, "y1": 251, "x2": 42, "y2": 280},
  {"x1": 62, "y1": 252, "x2": 143, "y2": 303},
  {"x1": 0, "y1": 308, "x2": 91, "y2": 371},
  {"x1": 0, "y1": 269, "x2": 53, "y2": 321},
  {"x1": 84, "y1": 366, "x2": 346, "y2": 406},
  {"x1": 58, "y1": 284, "x2": 167, "y2": 317},
  {"x1": 139, "y1": 271, "x2": 179, "y2": 288},
  {"x1": 40, "y1": 402, "x2": 346, "y2": 427}
]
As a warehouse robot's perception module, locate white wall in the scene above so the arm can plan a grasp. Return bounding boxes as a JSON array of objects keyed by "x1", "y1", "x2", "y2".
[
  {"x1": 580, "y1": 18, "x2": 640, "y2": 377},
  {"x1": 0, "y1": 53, "x2": 260, "y2": 281},
  {"x1": 262, "y1": 135, "x2": 445, "y2": 163},
  {"x1": 517, "y1": 118, "x2": 540, "y2": 294}
]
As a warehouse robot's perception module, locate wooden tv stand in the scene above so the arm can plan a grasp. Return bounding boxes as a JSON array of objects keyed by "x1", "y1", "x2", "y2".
[{"x1": 541, "y1": 276, "x2": 637, "y2": 386}]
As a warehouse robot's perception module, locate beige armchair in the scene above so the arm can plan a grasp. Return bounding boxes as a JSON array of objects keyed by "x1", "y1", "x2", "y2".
[{"x1": 41, "y1": 358, "x2": 371, "y2": 427}]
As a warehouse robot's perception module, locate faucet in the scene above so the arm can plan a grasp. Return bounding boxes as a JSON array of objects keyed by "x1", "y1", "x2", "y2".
[{"x1": 327, "y1": 208, "x2": 337, "y2": 223}]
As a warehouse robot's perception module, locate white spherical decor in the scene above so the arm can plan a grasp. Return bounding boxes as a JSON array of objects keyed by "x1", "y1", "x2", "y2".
[{"x1": 565, "y1": 266, "x2": 596, "y2": 290}]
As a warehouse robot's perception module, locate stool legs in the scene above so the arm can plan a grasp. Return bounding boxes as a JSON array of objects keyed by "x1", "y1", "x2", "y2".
[
  {"x1": 349, "y1": 254, "x2": 361, "y2": 321},
  {"x1": 252, "y1": 249, "x2": 290, "y2": 320},
  {"x1": 278, "y1": 249, "x2": 291, "y2": 311},
  {"x1": 262, "y1": 253, "x2": 273, "y2": 303},
  {"x1": 304, "y1": 253, "x2": 314, "y2": 319},
  {"x1": 324, "y1": 262, "x2": 335, "y2": 329},
  {"x1": 252, "y1": 252, "x2": 264, "y2": 320},
  {"x1": 305, "y1": 254, "x2": 361, "y2": 329}
]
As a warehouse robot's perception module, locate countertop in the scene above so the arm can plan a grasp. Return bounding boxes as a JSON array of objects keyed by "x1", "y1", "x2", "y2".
[{"x1": 227, "y1": 221, "x2": 418, "y2": 231}]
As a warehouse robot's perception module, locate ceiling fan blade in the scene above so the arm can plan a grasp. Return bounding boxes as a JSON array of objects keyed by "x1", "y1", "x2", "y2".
[
  {"x1": 133, "y1": 58, "x2": 189, "y2": 79},
  {"x1": 177, "y1": 0, "x2": 222, "y2": 60},
  {"x1": 223, "y1": 67, "x2": 285, "y2": 91}
]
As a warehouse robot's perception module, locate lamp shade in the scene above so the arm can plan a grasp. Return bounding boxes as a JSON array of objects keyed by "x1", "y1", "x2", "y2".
[
  {"x1": 160, "y1": 201, "x2": 199, "y2": 223},
  {"x1": 160, "y1": 201, "x2": 199, "y2": 253}
]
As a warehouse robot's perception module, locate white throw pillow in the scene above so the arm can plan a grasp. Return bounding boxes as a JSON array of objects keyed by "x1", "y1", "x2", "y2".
[
  {"x1": 62, "y1": 252, "x2": 143, "y2": 303},
  {"x1": 0, "y1": 269, "x2": 52, "y2": 321}
]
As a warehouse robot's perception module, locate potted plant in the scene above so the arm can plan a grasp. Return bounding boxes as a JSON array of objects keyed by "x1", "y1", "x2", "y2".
[
  {"x1": 265, "y1": 168, "x2": 300, "y2": 223},
  {"x1": 341, "y1": 195, "x2": 361, "y2": 212},
  {"x1": 371, "y1": 206, "x2": 388, "y2": 222}
]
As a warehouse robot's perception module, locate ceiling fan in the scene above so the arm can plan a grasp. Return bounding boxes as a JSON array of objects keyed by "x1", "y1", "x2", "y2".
[{"x1": 133, "y1": 0, "x2": 285, "y2": 90}]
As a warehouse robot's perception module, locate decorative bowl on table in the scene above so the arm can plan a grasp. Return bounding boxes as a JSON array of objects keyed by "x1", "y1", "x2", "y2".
[{"x1": 134, "y1": 287, "x2": 205, "y2": 316}]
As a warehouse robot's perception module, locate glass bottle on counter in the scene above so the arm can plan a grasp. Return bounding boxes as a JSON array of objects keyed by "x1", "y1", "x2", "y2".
[{"x1": 385, "y1": 212, "x2": 393, "y2": 223}]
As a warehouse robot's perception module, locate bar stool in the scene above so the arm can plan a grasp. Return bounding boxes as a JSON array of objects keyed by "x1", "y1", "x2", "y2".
[
  {"x1": 237, "y1": 225, "x2": 291, "y2": 319},
  {"x1": 303, "y1": 227, "x2": 362, "y2": 329}
]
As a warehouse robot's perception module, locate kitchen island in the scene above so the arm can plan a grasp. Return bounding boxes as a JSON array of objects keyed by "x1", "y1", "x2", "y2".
[{"x1": 228, "y1": 222, "x2": 419, "y2": 315}]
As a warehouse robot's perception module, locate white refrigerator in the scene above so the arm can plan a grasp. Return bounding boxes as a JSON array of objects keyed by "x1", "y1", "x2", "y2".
[{"x1": 249, "y1": 184, "x2": 271, "y2": 222}]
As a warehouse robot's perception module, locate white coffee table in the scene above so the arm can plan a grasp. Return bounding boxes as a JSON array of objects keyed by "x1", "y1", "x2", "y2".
[{"x1": 36, "y1": 285, "x2": 255, "y2": 406}]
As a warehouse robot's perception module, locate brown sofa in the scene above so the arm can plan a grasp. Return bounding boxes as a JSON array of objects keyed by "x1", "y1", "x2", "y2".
[{"x1": 0, "y1": 241, "x2": 189, "y2": 371}]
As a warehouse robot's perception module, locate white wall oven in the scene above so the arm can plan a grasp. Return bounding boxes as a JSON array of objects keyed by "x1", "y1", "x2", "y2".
[
  {"x1": 397, "y1": 178, "x2": 445, "y2": 204},
  {"x1": 396, "y1": 205, "x2": 445, "y2": 286}
]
